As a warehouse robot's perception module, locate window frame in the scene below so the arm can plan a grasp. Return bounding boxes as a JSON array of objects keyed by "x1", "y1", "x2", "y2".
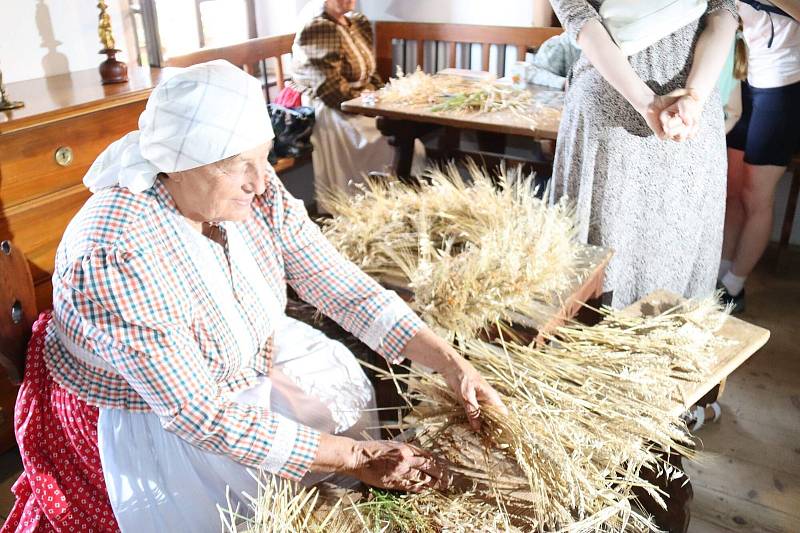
[{"x1": 128, "y1": 0, "x2": 257, "y2": 67}]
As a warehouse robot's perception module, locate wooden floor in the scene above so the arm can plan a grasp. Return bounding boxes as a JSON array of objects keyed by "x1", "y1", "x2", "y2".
[
  {"x1": 686, "y1": 247, "x2": 800, "y2": 533},
  {"x1": 0, "y1": 246, "x2": 798, "y2": 530}
]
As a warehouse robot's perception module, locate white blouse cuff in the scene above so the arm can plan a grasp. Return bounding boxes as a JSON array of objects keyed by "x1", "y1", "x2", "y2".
[
  {"x1": 259, "y1": 413, "x2": 299, "y2": 474},
  {"x1": 361, "y1": 296, "x2": 413, "y2": 353}
]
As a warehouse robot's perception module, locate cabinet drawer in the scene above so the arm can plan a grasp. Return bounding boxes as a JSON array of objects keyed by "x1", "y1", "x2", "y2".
[
  {"x1": 0, "y1": 184, "x2": 91, "y2": 286},
  {"x1": 0, "y1": 102, "x2": 144, "y2": 208}
]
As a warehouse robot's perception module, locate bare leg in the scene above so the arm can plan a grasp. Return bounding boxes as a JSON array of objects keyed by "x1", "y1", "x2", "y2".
[
  {"x1": 730, "y1": 163, "x2": 786, "y2": 277},
  {"x1": 722, "y1": 148, "x2": 746, "y2": 262}
]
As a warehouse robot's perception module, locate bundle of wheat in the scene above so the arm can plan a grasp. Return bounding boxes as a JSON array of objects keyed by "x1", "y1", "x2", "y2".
[
  {"x1": 321, "y1": 162, "x2": 582, "y2": 338},
  {"x1": 374, "y1": 68, "x2": 466, "y2": 107},
  {"x1": 376, "y1": 68, "x2": 563, "y2": 128},
  {"x1": 221, "y1": 476, "x2": 528, "y2": 533},
  {"x1": 427, "y1": 82, "x2": 534, "y2": 115},
  {"x1": 350, "y1": 488, "x2": 531, "y2": 533},
  {"x1": 376, "y1": 68, "x2": 552, "y2": 124},
  {"x1": 372, "y1": 297, "x2": 726, "y2": 531},
  {"x1": 218, "y1": 475, "x2": 353, "y2": 533},
  {"x1": 228, "y1": 299, "x2": 726, "y2": 532}
]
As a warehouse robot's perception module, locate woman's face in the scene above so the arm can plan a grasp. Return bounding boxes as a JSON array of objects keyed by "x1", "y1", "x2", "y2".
[
  {"x1": 325, "y1": 0, "x2": 356, "y2": 15},
  {"x1": 162, "y1": 142, "x2": 271, "y2": 225}
]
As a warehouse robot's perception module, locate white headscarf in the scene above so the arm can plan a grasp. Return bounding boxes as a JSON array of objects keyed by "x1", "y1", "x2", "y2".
[{"x1": 83, "y1": 60, "x2": 275, "y2": 193}]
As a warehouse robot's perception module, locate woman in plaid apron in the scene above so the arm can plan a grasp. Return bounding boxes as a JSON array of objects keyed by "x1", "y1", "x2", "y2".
[
  {"x1": 3, "y1": 61, "x2": 503, "y2": 533},
  {"x1": 291, "y1": 0, "x2": 425, "y2": 205}
]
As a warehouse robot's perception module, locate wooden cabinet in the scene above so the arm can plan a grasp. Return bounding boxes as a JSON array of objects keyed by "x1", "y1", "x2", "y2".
[
  {"x1": 0, "y1": 66, "x2": 162, "y2": 313},
  {"x1": 0, "y1": 67, "x2": 161, "y2": 452},
  {"x1": 0, "y1": 105, "x2": 143, "y2": 207},
  {"x1": 0, "y1": 184, "x2": 93, "y2": 309}
]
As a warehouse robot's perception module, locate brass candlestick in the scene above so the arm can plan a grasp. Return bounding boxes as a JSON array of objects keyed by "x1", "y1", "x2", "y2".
[
  {"x1": 0, "y1": 68, "x2": 24, "y2": 111},
  {"x1": 97, "y1": 0, "x2": 128, "y2": 84}
]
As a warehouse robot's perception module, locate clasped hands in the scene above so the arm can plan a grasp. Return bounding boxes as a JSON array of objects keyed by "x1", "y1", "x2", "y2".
[
  {"x1": 344, "y1": 353, "x2": 506, "y2": 493},
  {"x1": 639, "y1": 88, "x2": 705, "y2": 142},
  {"x1": 315, "y1": 329, "x2": 507, "y2": 494}
]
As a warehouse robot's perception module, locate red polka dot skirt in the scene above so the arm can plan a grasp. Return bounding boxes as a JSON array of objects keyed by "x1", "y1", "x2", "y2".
[{"x1": 2, "y1": 312, "x2": 119, "y2": 533}]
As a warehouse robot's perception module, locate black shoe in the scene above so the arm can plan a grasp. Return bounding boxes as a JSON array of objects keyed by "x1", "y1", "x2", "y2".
[{"x1": 717, "y1": 282, "x2": 745, "y2": 314}]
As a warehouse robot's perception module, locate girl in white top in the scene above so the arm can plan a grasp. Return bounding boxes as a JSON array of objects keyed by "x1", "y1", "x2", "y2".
[
  {"x1": 738, "y1": 0, "x2": 800, "y2": 87},
  {"x1": 720, "y1": 0, "x2": 800, "y2": 312}
]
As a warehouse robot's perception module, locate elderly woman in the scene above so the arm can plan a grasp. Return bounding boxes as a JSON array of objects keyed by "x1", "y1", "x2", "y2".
[
  {"x1": 291, "y1": 0, "x2": 424, "y2": 202},
  {"x1": 3, "y1": 61, "x2": 503, "y2": 533}
]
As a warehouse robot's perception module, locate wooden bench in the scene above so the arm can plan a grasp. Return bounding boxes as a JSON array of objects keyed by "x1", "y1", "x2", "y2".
[
  {"x1": 374, "y1": 21, "x2": 563, "y2": 80},
  {"x1": 165, "y1": 33, "x2": 307, "y2": 175},
  {"x1": 166, "y1": 23, "x2": 564, "y2": 95}
]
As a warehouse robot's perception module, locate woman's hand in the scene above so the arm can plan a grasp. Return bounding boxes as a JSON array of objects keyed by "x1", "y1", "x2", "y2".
[
  {"x1": 345, "y1": 440, "x2": 450, "y2": 492},
  {"x1": 313, "y1": 434, "x2": 449, "y2": 492},
  {"x1": 439, "y1": 353, "x2": 506, "y2": 431},
  {"x1": 400, "y1": 328, "x2": 507, "y2": 430},
  {"x1": 635, "y1": 89, "x2": 703, "y2": 142},
  {"x1": 637, "y1": 95, "x2": 668, "y2": 140},
  {"x1": 635, "y1": 92, "x2": 683, "y2": 140},
  {"x1": 659, "y1": 90, "x2": 704, "y2": 142}
]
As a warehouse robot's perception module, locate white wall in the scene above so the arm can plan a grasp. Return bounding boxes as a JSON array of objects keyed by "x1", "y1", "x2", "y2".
[
  {"x1": 358, "y1": 0, "x2": 536, "y2": 27},
  {"x1": 0, "y1": 0, "x2": 130, "y2": 84},
  {"x1": 772, "y1": 172, "x2": 799, "y2": 245},
  {"x1": 256, "y1": 0, "x2": 317, "y2": 37},
  {"x1": 255, "y1": 0, "x2": 538, "y2": 33}
]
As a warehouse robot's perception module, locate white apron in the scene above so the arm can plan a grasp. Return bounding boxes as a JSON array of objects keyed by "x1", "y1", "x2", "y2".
[
  {"x1": 307, "y1": 95, "x2": 427, "y2": 208},
  {"x1": 96, "y1": 220, "x2": 378, "y2": 533}
]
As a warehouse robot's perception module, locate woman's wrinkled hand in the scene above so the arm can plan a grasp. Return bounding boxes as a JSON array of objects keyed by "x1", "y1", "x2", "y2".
[
  {"x1": 345, "y1": 440, "x2": 450, "y2": 492},
  {"x1": 440, "y1": 354, "x2": 508, "y2": 431}
]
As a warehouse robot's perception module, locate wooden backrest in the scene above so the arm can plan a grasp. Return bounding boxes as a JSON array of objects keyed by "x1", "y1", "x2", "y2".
[
  {"x1": 164, "y1": 33, "x2": 296, "y2": 91},
  {"x1": 374, "y1": 22, "x2": 564, "y2": 80},
  {"x1": 0, "y1": 241, "x2": 36, "y2": 384}
]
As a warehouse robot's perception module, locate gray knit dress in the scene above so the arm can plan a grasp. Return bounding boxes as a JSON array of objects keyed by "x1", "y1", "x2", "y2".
[{"x1": 550, "y1": 0, "x2": 737, "y2": 308}]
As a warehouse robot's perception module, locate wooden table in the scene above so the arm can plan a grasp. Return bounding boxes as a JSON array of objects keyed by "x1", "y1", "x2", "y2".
[
  {"x1": 409, "y1": 290, "x2": 770, "y2": 533},
  {"x1": 341, "y1": 83, "x2": 564, "y2": 179},
  {"x1": 393, "y1": 289, "x2": 770, "y2": 532},
  {"x1": 623, "y1": 290, "x2": 771, "y2": 414}
]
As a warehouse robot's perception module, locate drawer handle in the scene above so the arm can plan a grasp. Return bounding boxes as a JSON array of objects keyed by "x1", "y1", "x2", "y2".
[{"x1": 55, "y1": 146, "x2": 74, "y2": 167}]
